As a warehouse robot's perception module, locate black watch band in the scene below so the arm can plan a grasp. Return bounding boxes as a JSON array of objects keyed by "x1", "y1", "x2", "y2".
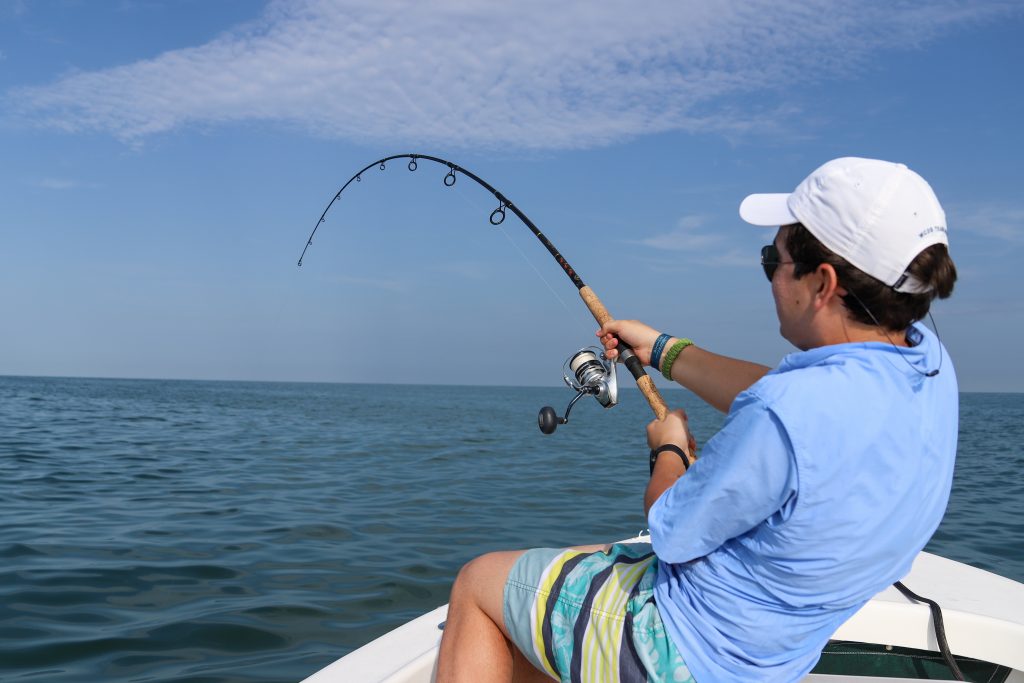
[{"x1": 649, "y1": 444, "x2": 690, "y2": 475}]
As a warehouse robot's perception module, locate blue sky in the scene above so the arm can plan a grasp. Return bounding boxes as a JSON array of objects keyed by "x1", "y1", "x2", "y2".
[{"x1": 1, "y1": 0, "x2": 1022, "y2": 391}]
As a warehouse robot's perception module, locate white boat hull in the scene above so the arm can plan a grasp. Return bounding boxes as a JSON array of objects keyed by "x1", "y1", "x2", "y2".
[{"x1": 303, "y1": 542, "x2": 1024, "y2": 682}]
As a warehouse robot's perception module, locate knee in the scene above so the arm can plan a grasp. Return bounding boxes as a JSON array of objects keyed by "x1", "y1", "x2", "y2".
[
  {"x1": 450, "y1": 550, "x2": 515, "y2": 608},
  {"x1": 450, "y1": 552, "x2": 494, "y2": 602}
]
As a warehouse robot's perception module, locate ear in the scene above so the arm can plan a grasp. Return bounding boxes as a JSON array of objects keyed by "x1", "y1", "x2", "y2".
[{"x1": 813, "y1": 263, "x2": 843, "y2": 310}]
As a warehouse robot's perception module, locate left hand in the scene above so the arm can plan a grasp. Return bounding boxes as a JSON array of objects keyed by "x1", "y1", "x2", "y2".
[{"x1": 646, "y1": 409, "x2": 697, "y2": 457}]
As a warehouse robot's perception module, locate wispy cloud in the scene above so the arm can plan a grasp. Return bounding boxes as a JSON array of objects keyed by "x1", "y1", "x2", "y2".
[
  {"x1": 627, "y1": 213, "x2": 761, "y2": 272},
  {"x1": 626, "y1": 247, "x2": 756, "y2": 275},
  {"x1": 431, "y1": 261, "x2": 489, "y2": 281},
  {"x1": 950, "y1": 203, "x2": 1024, "y2": 245},
  {"x1": 324, "y1": 273, "x2": 406, "y2": 292},
  {"x1": 4, "y1": 0, "x2": 1018, "y2": 148},
  {"x1": 2, "y1": 1, "x2": 28, "y2": 19},
  {"x1": 37, "y1": 177, "x2": 97, "y2": 190},
  {"x1": 633, "y1": 215, "x2": 729, "y2": 252},
  {"x1": 709, "y1": 248, "x2": 758, "y2": 268}
]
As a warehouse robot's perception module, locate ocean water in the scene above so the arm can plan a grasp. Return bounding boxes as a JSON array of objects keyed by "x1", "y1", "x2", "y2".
[{"x1": 1, "y1": 376, "x2": 1021, "y2": 682}]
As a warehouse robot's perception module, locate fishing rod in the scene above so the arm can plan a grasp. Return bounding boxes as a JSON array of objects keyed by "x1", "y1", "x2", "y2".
[{"x1": 298, "y1": 153, "x2": 668, "y2": 433}]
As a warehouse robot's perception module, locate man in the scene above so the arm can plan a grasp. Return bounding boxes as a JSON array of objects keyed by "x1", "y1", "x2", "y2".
[{"x1": 436, "y1": 157, "x2": 958, "y2": 682}]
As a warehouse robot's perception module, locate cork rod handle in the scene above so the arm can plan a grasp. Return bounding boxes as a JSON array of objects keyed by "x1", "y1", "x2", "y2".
[{"x1": 578, "y1": 286, "x2": 669, "y2": 420}]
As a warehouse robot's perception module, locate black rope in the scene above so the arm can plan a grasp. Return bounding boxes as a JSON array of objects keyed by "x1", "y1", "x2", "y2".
[
  {"x1": 893, "y1": 581, "x2": 965, "y2": 681},
  {"x1": 844, "y1": 289, "x2": 944, "y2": 378}
]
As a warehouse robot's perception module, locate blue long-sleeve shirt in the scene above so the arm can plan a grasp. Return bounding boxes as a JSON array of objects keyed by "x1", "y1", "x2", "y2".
[{"x1": 649, "y1": 324, "x2": 958, "y2": 682}]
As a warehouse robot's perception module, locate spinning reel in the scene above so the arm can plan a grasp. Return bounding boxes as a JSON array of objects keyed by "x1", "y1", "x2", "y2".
[{"x1": 538, "y1": 347, "x2": 618, "y2": 434}]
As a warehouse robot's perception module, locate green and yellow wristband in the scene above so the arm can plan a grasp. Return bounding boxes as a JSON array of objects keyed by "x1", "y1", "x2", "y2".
[{"x1": 660, "y1": 338, "x2": 694, "y2": 380}]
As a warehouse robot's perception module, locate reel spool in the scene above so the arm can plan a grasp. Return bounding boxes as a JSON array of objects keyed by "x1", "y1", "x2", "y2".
[{"x1": 538, "y1": 347, "x2": 618, "y2": 434}]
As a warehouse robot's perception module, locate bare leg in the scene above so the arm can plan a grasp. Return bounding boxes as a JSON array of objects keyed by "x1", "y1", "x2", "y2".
[
  {"x1": 437, "y1": 550, "x2": 553, "y2": 682},
  {"x1": 437, "y1": 544, "x2": 609, "y2": 682}
]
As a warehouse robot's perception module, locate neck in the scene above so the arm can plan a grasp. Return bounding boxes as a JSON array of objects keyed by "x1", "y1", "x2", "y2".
[{"x1": 805, "y1": 315, "x2": 908, "y2": 350}]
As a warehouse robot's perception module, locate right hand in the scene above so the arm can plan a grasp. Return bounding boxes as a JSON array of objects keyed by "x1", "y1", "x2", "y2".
[{"x1": 597, "y1": 320, "x2": 661, "y2": 366}]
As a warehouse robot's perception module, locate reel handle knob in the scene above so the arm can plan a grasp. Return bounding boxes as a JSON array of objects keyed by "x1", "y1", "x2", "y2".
[{"x1": 538, "y1": 406, "x2": 564, "y2": 435}]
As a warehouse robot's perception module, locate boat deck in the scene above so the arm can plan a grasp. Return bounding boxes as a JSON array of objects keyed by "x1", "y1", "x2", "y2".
[{"x1": 303, "y1": 548, "x2": 1024, "y2": 682}]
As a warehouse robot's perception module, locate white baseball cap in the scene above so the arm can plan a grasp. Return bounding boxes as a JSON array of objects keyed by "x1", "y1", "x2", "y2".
[{"x1": 739, "y1": 157, "x2": 948, "y2": 293}]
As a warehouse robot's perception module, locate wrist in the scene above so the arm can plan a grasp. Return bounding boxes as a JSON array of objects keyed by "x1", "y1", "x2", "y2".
[
  {"x1": 649, "y1": 443, "x2": 691, "y2": 475},
  {"x1": 660, "y1": 338, "x2": 694, "y2": 380},
  {"x1": 649, "y1": 333, "x2": 673, "y2": 370}
]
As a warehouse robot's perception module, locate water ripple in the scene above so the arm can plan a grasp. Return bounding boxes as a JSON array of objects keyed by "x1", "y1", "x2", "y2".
[{"x1": 0, "y1": 377, "x2": 1020, "y2": 681}]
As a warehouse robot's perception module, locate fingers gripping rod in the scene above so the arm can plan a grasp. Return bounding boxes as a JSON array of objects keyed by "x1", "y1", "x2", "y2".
[{"x1": 579, "y1": 287, "x2": 668, "y2": 421}]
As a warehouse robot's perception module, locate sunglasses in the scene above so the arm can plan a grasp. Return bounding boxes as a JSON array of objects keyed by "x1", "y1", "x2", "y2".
[{"x1": 760, "y1": 244, "x2": 801, "y2": 282}]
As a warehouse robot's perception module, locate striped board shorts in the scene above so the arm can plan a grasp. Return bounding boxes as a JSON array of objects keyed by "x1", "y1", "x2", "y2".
[{"x1": 503, "y1": 542, "x2": 695, "y2": 683}]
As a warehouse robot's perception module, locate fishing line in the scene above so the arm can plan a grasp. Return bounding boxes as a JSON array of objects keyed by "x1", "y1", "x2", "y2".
[
  {"x1": 447, "y1": 175, "x2": 580, "y2": 322},
  {"x1": 495, "y1": 222, "x2": 586, "y2": 325}
]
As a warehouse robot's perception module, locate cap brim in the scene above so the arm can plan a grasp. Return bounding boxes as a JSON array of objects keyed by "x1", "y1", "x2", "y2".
[{"x1": 739, "y1": 193, "x2": 797, "y2": 227}]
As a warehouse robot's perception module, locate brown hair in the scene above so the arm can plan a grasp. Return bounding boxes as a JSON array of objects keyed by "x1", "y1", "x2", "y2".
[{"x1": 784, "y1": 223, "x2": 957, "y2": 331}]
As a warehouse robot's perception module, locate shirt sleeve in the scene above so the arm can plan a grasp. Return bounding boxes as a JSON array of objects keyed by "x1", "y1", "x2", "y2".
[{"x1": 648, "y1": 391, "x2": 797, "y2": 564}]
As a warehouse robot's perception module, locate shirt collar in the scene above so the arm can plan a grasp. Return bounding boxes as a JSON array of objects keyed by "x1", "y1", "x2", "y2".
[{"x1": 775, "y1": 322, "x2": 936, "y2": 375}]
